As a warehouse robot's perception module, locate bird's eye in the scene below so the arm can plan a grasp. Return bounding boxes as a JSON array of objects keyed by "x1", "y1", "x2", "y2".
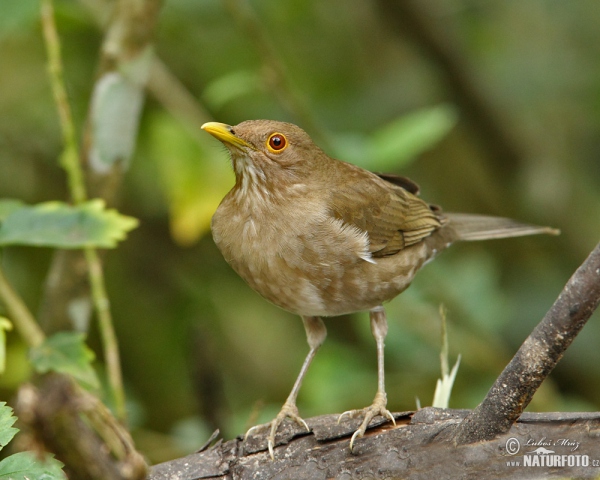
[{"x1": 267, "y1": 133, "x2": 287, "y2": 153}]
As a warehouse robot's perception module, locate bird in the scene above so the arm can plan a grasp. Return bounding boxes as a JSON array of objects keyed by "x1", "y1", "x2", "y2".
[{"x1": 201, "y1": 119, "x2": 558, "y2": 459}]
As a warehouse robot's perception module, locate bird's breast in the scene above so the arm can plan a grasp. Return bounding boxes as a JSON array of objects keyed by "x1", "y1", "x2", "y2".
[{"x1": 211, "y1": 194, "x2": 429, "y2": 317}]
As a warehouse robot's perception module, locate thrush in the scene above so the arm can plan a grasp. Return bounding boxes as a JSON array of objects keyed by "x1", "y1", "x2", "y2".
[{"x1": 201, "y1": 119, "x2": 558, "y2": 459}]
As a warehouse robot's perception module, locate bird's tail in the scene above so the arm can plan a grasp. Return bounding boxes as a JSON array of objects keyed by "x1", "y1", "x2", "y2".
[{"x1": 445, "y1": 213, "x2": 560, "y2": 242}]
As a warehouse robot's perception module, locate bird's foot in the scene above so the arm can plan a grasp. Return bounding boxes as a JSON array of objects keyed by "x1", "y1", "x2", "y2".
[
  {"x1": 244, "y1": 401, "x2": 310, "y2": 460},
  {"x1": 337, "y1": 392, "x2": 396, "y2": 451}
]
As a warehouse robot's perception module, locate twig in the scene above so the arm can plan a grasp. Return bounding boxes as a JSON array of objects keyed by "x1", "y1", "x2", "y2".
[
  {"x1": 40, "y1": 0, "x2": 126, "y2": 421},
  {"x1": 453, "y1": 240, "x2": 600, "y2": 444},
  {"x1": 40, "y1": 0, "x2": 87, "y2": 204},
  {"x1": 84, "y1": 248, "x2": 125, "y2": 419},
  {"x1": 0, "y1": 266, "x2": 45, "y2": 348}
]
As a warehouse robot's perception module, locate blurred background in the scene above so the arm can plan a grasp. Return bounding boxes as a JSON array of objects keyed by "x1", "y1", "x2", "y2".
[{"x1": 1, "y1": 0, "x2": 599, "y2": 464}]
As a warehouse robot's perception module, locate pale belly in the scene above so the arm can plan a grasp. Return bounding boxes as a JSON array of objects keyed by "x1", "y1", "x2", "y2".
[{"x1": 212, "y1": 205, "x2": 429, "y2": 317}]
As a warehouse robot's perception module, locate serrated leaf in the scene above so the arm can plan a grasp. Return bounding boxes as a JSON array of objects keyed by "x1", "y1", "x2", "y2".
[
  {"x1": 0, "y1": 403, "x2": 18, "y2": 451},
  {"x1": 0, "y1": 199, "x2": 138, "y2": 249},
  {"x1": 0, "y1": 451, "x2": 66, "y2": 480},
  {"x1": 30, "y1": 332, "x2": 99, "y2": 389},
  {"x1": 0, "y1": 318, "x2": 13, "y2": 374}
]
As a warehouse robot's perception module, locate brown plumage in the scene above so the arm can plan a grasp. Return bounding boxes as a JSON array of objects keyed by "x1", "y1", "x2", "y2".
[{"x1": 202, "y1": 119, "x2": 558, "y2": 459}]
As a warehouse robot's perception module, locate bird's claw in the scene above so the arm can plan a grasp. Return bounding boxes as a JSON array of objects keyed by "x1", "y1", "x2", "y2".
[
  {"x1": 337, "y1": 409, "x2": 356, "y2": 424},
  {"x1": 337, "y1": 397, "x2": 396, "y2": 452},
  {"x1": 244, "y1": 402, "x2": 310, "y2": 460}
]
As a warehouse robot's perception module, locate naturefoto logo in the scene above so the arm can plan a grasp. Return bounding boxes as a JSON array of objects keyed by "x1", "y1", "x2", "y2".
[{"x1": 504, "y1": 437, "x2": 599, "y2": 468}]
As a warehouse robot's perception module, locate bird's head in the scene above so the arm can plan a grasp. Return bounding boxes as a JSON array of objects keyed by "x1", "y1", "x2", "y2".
[{"x1": 202, "y1": 120, "x2": 325, "y2": 196}]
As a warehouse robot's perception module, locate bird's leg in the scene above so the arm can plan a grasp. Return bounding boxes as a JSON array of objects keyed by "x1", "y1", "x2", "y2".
[
  {"x1": 245, "y1": 315, "x2": 326, "y2": 460},
  {"x1": 338, "y1": 306, "x2": 396, "y2": 451}
]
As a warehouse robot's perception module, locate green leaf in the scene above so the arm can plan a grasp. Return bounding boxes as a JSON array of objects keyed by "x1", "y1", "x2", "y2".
[
  {"x1": 0, "y1": 318, "x2": 13, "y2": 374},
  {"x1": 330, "y1": 104, "x2": 458, "y2": 172},
  {"x1": 0, "y1": 403, "x2": 18, "y2": 451},
  {"x1": 0, "y1": 0, "x2": 39, "y2": 40},
  {"x1": 89, "y1": 47, "x2": 153, "y2": 173},
  {"x1": 432, "y1": 354, "x2": 461, "y2": 408},
  {"x1": 329, "y1": 132, "x2": 370, "y2": 167},
  {"x1": 0, "y1": 199, "x2": 138, "y2": 249},
  {"x1": 202, "y1": 69, "x2": 261, "y2": 109},
  {"x1": 0, "y1": 200, "x2": 25, "y2": 222},
  {"x1": 148, "y1": 112, "x2": 233, "y2": 245},
  {"x1": 0, "y1": 451, "x2": 66, "y2": 480},
  {"x1": 367, "y1": 103, "x2": 458, "y2": 170},
  {"x1": 30, "y1": 332, "x2": 99, "y2": 389}
]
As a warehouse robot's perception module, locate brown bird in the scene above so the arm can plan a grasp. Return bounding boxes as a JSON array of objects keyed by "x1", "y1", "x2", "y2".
[{"x1": 201, "y1": 119, "x2": 558, "y2": 459}]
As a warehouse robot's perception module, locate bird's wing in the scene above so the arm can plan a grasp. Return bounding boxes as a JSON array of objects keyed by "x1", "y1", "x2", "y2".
[
  {"x1": 374, "y1": 172, "x2": 420, "y2": 195},
  {"x1": 329, "y1": 171, "x2": 444, "y2": 258}
]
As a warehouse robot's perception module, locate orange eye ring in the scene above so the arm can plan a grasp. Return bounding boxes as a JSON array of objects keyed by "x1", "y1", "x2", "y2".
[{"x1": 267, "y1": 133, "x2": 287, "y2": 153}]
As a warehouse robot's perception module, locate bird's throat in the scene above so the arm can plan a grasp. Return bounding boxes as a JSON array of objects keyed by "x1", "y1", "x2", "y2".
[{"x1": 232, "y1": 156, "x2": 270, "y2": 203}]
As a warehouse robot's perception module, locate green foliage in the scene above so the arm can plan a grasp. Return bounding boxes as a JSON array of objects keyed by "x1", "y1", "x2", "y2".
[
  {"x1": 203, "y1": 70, "x2": 262, "y2": 109},
  {"x1": 433, "y1": 355, "x2": 461, "y2": 409},
  {"x1": 1, "y1": 0, "x2": 598, "y2": 466},
  {"x1": 89, "y1": 48, "x2": 154, "y2": 172},
  {"x1": 0, "y1": 200, "x2": 138, "y2": 249},
  {"x1": 0, "y1": 403, "x2": 66, "y2": 480},
  {"x1": 0, "y1": 403, "x2": 18, "y2": 450},
  {"x1": 0, "y1": 318, "x2": 12, "y2": 374},
  {"x1": 29, "y1": 332, "x2": 99, "y2": 389},
  {"x1": 0, "y1": 0, "x2": 39, "y2": 40},
  {"x1": 0, "y1": 451, "x2": 66, "y2": 480},
  {"x1": 147, "y1": 113, "x2": 232, "y2": 244},
  {"x1": 367, "y1": 104, "x2": 458, "y2": 169},
  {"x1": 432, "y1": 308, "x2": 461, "y2": 408},
  {"x1": 332, "y1": 104, "x2": 458, "y2": 170},
  {"x1": 0, "y1": 201, "x2": 24, "y2": 222}
]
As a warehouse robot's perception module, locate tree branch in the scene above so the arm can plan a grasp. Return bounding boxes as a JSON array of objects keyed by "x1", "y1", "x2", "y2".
[
  {"x1": 148, "y1": 409, "x2": 600, "y2": 479},
  {"x1": 453, "y1": 240, "x2": 600, "y2": 444}
]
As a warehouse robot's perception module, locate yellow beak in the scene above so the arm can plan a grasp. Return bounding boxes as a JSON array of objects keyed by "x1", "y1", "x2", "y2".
[{"x1": 201, "y1": 122, "x2": 251, "y2": 148}]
